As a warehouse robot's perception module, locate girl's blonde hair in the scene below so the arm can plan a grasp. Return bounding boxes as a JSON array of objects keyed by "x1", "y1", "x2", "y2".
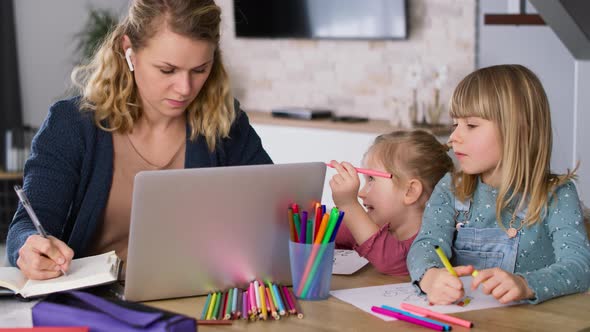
[
  {"x1": 72, "y1": 0, "x2": 234, "y2": 151},
  {"x1": 367, "y1": 130, "x2": 454, "y2": 202},
  {"x1": 449, "y1": 64, "x2": 575, "y2": 227}
]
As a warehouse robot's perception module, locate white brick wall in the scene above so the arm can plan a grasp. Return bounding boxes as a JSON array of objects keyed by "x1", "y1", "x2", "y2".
[{"x1": 217, "y1": 0, "x2": 476, "y2": 124}]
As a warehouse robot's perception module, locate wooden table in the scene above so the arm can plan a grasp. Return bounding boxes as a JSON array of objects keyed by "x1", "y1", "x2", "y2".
[{"x1": 144, "y1": 266, "x2": 590, "y2": 331}]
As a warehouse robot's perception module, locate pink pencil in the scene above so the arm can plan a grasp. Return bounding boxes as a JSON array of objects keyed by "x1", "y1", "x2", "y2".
[
  {"x1": 371, "y1": 306, "x2": 444, "y2": 331},
  {"x1": 325, "y1": 162, "x2": 392, "y2": 178},
  {"x1": 282, "y1": 285, "x2": 296, "y2": 314},
  {"x1": 401, "y1": 302, "x2": 473, "y2": 328}
]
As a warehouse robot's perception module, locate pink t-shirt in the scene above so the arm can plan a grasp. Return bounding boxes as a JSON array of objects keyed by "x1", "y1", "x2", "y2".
[{"x1": 335, "y1": 223, "x2": 417, "y2": 276}]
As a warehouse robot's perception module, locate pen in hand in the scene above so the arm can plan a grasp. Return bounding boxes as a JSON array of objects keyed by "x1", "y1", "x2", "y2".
[{"x1": 14, "y1": 185, "x2": 68, "y2": 276}]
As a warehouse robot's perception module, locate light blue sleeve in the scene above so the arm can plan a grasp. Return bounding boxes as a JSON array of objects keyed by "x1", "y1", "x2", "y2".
[
  {"x1": 407, "y1": 173, "x2": 459, "y2": 284},
  {"x1": 518, "y1": 181, "x2": 590, "y2": 303}
]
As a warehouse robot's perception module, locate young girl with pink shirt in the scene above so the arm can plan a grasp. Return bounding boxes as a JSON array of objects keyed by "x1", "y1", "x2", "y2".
[{"x1": 329, "y1": 130, "x2": 454, "y2": 276}]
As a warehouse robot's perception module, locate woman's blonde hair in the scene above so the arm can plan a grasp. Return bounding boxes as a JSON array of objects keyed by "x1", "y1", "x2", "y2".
[
  {"x1": 72, "y1": 0, "x2": 234, "y2": 151},
  {"x1": 449, "y1": 64, "x2": 576, "y2": 227},
  {"x1": 367, "y1": 130, "x2": 454, "y2": 203}
]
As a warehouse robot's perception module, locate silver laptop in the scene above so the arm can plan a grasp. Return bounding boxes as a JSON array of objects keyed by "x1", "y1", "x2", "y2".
[{"x1": 123, "y1": 162, "x2": 325, "y2": 301}]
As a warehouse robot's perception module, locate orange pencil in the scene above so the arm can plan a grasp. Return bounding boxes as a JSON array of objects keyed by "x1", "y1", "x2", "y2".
[
  {"x1": 315, "y1": 214, "x2": 330, "y2": 244},
  {"x1": 265, "y1": 287, "x2": 279, "y2": 320}
]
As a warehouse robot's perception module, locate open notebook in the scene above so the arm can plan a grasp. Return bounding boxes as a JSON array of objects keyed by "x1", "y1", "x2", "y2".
[{"x1": 0, "y1": 251, "x2": 120, "y2": 298}]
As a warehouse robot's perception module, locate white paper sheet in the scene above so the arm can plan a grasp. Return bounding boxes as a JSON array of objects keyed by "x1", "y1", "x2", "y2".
[
  {"x1": 330, "y1": 276, "x2": 512, "y2": 321},
  {"x1": 332, "y1": 250, "x2": 369, "y2": 275}
]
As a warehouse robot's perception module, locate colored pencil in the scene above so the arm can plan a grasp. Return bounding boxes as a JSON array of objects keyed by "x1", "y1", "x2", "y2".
[
  {"x1": 381, "y1": 305, "x2": 451, "y2": 331},
  {"x1": 295, "y1": 213, "x2": 329, "y2": 296},
  {"x1": 371, "y1": 306, "x2": 444, "y2": 331},
  {"x1": 306, "y1": 219, "x2": 313, "y2": 244},
  {"x1": 224, "y1": 288, "x2": 232, "y2": 320},
  {"x1": 249, "y1": 282, "x2": 257, "y2": 315},
  {"x1": 288, "y1": 208, "x2": 296, "y2": 242},
  {"x1": 401, "y1": 302, "x2": 473, "y2": 328},
  {"x1": 293, "y1": 212, "x2": 302, "y2": 242},
  {"x1": 300, "y1": 209, "x2": 340, "y2": 297},
  {"x1": 287, "y1": 287, "x2": 304, "y2": 319},
  {"x1": 231, "y1": 287, "x2": 238, "y2": 317},
  {"x1": 254, "y1": 280, "x2": 261, "y2": 313},
  {"x1": 201, "y1": 293, "x2": 212, "y2": 320},
  {"x1": 300, "y1": 211, "x2": 307, "y2": 244},
  {"x1": 434, "y1": 245, "x2": 458, "y2": 277},
  {"x1": 325, "y1": 162, "x2": 393, "y2": 178},
  {"x1": 206, "y1": 292, "x2": 216, "y2": 320},
  {"x1": 314, "y1": 204, "x2": 322, "y2": 241},
  {"x1": 197, "y1": 320, "x2": 233, "y2": 325},
  {"x1": 265, "y1": 287, "x2": 279, "y2": 320},
  {"x1": 236, "y1": 289, "x2": 242, "y2": 319},
  {"x1": 219, "y1": 291, "x2": 228, "y2": 320},
  {"x1": 259, "y1": 284, "x2": 268, "y2": 320},
  {"x1": 281, "y1": 285, "x2": 295, "y2": 314},
  {"x1": 272, "y1": 283, "x2": 287, "y2": 316},
  {"x1": 242, "y1": 291, "x2": 248, "y2": 320},
  {"x1": 212, "y1": 292, "x2": 221, "y2": 320},
  {"x1": 329, "y1": 211, "x2": 345, "y2": 242}
]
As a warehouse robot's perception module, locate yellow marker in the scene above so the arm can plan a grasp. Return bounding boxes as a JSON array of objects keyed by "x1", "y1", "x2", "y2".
[{"x1": 434, "y1": 245, "x2": 458, "y2": 277}]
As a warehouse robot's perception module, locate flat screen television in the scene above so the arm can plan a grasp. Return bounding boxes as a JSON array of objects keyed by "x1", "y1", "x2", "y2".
[{"x1": 233, "y1": 0, "x2": 408, "y2": 40}]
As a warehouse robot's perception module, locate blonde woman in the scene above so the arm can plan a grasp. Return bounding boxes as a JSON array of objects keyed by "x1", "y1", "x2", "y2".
[
  {"x1": 329, "y1": 130, "x2": 454, "y2": 276},
  {"x1": 408, "y1": 64, "x2": 590, "y2": 304},
  {"x1": 7, "y1": 0, "x2": 271, "y2": 280}
]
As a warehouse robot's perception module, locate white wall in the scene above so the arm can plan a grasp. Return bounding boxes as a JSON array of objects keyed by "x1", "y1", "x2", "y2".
[
  {"x1": 251, "y1": 124, "x2": 376, "y2": 207},
  {"x1": 13, "y1": 0, "x2": 128, "y2": 127},
  {"x1": 574, "y1": 61, "x2": 590, "y2": 205},
  {"x1": 478, "y1": 0, "x2": 588, "y2": 204}
]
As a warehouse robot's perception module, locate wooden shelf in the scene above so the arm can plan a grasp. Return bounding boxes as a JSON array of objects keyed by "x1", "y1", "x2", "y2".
[
  {"x1": 484, "y1": 14, "x2": 545, "y2": 25},
  {"x1": 246, "y1": 111, "x2": 452, "y2": 137},
  {"x1": 0, "y1": 172, "x2": 23, "y2": 181}
]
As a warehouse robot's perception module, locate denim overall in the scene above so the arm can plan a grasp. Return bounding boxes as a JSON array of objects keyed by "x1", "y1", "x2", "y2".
[{"x1": 451, "y1": 199, "x2": 525, "y2": 273}]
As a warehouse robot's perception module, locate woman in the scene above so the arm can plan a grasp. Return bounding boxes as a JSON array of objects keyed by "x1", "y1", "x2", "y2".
[{"x1": 7, "y1": 0, "x2": 272, "y2": 280}]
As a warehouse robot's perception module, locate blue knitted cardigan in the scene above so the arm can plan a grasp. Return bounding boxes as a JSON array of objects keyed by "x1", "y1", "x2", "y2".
[{"x1": 7, "y1": 97, "x2": 272, "y2": 266}]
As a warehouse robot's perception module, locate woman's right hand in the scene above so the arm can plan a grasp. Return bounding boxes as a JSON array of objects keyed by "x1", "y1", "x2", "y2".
[
  {"x1": 419, "y1": 265, "x2": 474, "y2": 305},
  {"x1": 17, "y1": 234, "x2": 74, "y2": 280},
  {"x1": 328, "y1": 160, "x2": 361, "y2": 208}
]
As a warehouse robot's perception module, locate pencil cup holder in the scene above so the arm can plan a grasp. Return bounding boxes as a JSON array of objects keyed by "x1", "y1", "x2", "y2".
[{"x1": 289, "y1": 240, "x2": 335, "y2": 300}]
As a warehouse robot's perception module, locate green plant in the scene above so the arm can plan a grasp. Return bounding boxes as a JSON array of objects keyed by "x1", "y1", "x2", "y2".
[{"x1": 74, "y1": 8, "x2": 118, "y2": 62}]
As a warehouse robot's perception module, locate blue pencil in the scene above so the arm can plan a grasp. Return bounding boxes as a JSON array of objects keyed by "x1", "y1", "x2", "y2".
[
  {"x1": 201, "y1": 293, "x2": 212, "y2": 319},
  {"x1": 329, "y1": 211, "x2": 345, "y2": 242}
]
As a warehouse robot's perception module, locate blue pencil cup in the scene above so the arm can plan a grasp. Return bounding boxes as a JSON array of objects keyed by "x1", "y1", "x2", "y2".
[{"x1": 289, "y1": 240, "x2": 335, "y2": 300}]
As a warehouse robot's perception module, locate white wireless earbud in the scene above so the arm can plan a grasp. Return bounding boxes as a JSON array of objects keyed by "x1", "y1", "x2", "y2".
[{"x1": 125, "y1": 48, "x2": 134, "y2": 72}]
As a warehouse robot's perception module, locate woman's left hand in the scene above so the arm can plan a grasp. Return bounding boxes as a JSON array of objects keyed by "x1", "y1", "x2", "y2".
[{"x1": 471, "y1": 267, "x2": 535, "y2": 303}]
